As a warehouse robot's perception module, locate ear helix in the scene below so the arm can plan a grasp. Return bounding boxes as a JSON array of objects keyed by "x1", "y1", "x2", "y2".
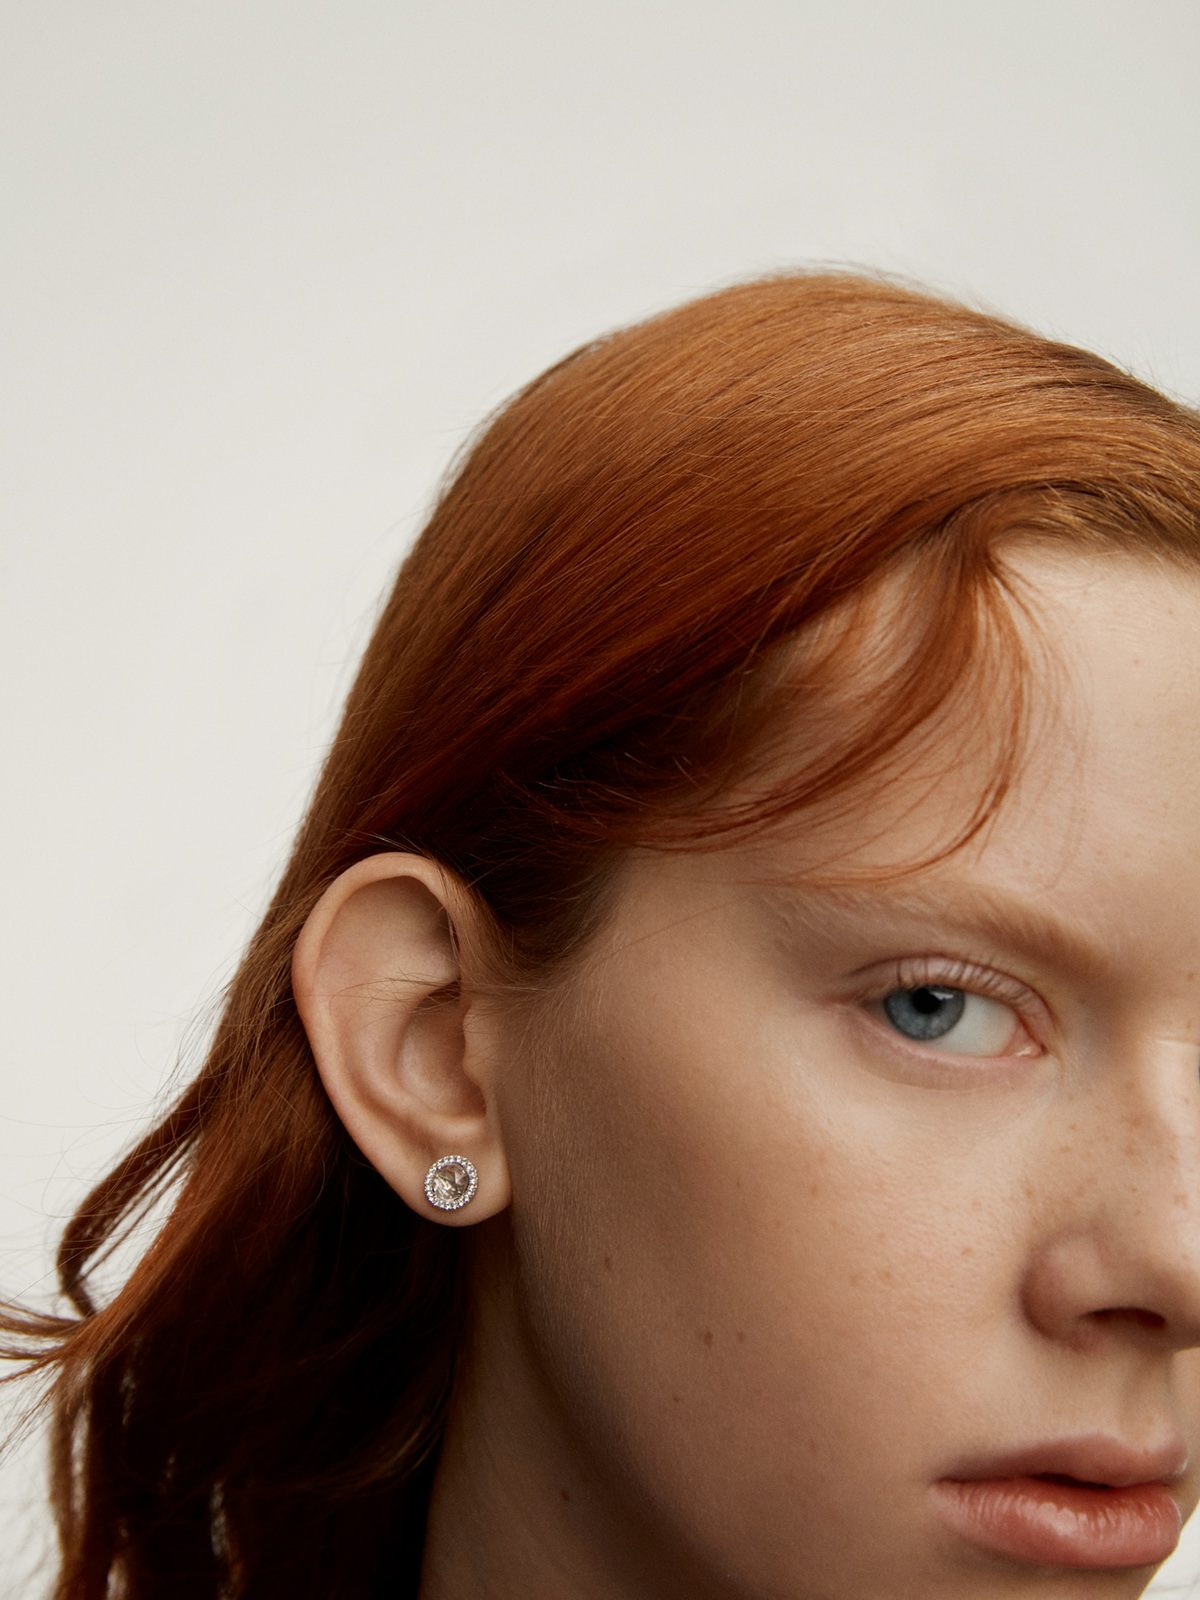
[{"x1": 424, "y1": 1155, "x2": 478, "y2": 1212}]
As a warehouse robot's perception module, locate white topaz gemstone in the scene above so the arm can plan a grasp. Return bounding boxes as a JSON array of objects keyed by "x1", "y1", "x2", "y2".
[{"x1": 424, "y1": 1155, "x2": 478, "y2": 1211}]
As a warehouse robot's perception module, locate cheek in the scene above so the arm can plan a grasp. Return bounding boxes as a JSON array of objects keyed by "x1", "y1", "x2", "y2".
[
  {"x1": 501, "y1": 946, "x2": 1027, "y2": 1579},
  {"x1": 1174, "y1": 1351, "x2": 1200, "y2": 1450}
]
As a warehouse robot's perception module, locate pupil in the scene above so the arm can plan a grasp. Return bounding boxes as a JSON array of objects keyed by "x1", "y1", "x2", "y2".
[{"x1": 882, "y1": 985, "x2": 965, "y2": 1041}]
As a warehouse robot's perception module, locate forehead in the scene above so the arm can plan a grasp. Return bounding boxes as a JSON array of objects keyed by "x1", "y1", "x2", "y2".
[
  {"x1": 956, "y1": 545, "x2": 1200, "y2": 886},
  {"x1": 757, "y1": 546, "x2": 1200, "y2": 877},
  {"x1": 622, "y1": 548, "x2": 1200, "y2": 992}
]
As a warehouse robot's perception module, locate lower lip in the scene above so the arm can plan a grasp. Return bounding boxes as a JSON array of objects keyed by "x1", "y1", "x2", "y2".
[{"x1": 932, "y1": 1476, "x2": 1182, "y2": 1569}]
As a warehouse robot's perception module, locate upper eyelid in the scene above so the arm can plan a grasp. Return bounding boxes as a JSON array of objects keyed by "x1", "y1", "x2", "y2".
[{"x1": 850, "y1": 955, "x2": 1053, "y2": 1032}]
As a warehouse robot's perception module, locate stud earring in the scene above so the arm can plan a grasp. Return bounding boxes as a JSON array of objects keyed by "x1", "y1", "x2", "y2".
[{"x1": 424, "y1": 1155, "x2": 478, "y2": 1212}]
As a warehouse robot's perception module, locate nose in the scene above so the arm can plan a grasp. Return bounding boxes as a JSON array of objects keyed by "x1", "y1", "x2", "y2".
[{"x1": 1021, "y1": 1046, "x2": 1200, "y2": 1354}]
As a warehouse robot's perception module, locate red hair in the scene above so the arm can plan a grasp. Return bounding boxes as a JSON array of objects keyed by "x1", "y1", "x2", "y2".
[{"x1": 5, "y1": 273, "x2": 1200, "y2": 1598}]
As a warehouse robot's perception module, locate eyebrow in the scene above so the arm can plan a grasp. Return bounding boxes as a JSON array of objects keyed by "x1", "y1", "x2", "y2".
[{"x1": 764, "y1": 878, "x2": 1113, "y2": 986}]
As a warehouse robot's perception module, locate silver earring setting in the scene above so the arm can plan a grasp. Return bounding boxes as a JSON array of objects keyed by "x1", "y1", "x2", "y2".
[{"x1": 424, "y1": 1155, "x2": 478, "y2": 1211}]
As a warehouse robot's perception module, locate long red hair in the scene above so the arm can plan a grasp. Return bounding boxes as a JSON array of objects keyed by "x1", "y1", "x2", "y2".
[{"x1": 6, "y1": 273, "x2": 1200, "y2": 1598}]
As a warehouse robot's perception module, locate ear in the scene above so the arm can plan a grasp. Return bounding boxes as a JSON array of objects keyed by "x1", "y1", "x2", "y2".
[{"x1": 292, "y1": 852, "x2": 511, "y2": 1225}]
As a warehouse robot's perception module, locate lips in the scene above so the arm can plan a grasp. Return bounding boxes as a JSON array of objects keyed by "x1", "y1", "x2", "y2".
[{"x1": 931, "y1": 1438, "x2": 1186, "y2": 1570}]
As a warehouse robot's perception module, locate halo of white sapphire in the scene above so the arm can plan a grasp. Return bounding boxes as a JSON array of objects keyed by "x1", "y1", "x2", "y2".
[{"x1": 424, "y1": 1155, "x2": 478, "y2": 1212}]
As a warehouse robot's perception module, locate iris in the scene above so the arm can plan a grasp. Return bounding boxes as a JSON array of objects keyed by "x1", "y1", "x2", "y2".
[{"x1": 882, "y1": 985, "x2": 966, "y2": 1042}]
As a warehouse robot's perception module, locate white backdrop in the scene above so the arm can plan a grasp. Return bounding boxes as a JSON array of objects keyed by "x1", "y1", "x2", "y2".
[{"x1": 2, "y1": 2, "x2": 1199, "y2": 1592}]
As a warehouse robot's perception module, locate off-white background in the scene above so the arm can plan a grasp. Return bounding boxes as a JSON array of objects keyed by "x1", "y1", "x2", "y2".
[{"x1": 2, "y1": 1, "x2": 1199, "y2": 1592}]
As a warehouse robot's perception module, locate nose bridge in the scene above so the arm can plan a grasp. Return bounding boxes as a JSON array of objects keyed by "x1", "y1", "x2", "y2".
[{"x1": 1023, "y1": 1037, "x2": 1200, "y2": 1351}]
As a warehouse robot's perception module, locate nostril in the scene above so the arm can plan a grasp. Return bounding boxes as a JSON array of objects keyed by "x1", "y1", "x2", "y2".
[{"x1": 1090, "y1": 1307, "x2": 1167, "y2": 1331}]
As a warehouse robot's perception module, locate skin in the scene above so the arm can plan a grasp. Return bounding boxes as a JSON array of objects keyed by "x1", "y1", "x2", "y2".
[{"x1": 293, "y1": 546, "x2": 1200, "y2": 1598}]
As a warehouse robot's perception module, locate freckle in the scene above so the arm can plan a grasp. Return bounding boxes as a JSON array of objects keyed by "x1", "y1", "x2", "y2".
[
  {"x1": 604, "y1": 1255, "x2": 613, "y2": 1272},
  {"x1": 561, "y1": 1489, "x2": 570, "y2": 1502},
  {"x1": 849, "y1": 1272, "x2": 861, "y2": 1286},
  {"x1": 961, "y1": 1246, "x2": 973, "y2": 1258},
  {"x1": 736, "y1": 1331, "x2": 745, "y2": 1342},
  {"x1": 878, "y1": 1269, "x2": 893, "y2": 1282},
  {"x1": 809, "y1": 1184, "x2": 820, "y2": 1197},
  {"x1": 703, "y1": 1329, "x2": 714, "y2": 1346}
]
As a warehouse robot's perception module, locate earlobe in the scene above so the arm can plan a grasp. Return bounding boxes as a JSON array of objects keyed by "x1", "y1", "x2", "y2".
[{"x1": 291, "y1": 853, "x2": 512, "y2": 1225}]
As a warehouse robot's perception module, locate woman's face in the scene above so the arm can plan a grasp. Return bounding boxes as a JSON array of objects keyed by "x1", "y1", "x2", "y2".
[{"x1": 467, "y1": 548, "x2": 1200, "y2": 1599}]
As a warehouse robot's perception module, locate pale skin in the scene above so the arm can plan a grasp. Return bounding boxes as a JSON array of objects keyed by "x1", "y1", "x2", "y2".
[{"x1": 293, "y1": 547, "x2": 1200, "y2": 1598}]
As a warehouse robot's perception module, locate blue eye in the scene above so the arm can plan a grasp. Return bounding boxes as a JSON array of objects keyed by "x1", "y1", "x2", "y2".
[
  {"x1": 876, "y1": 984, "x2": 1021, "y2": 1055},
  {"x1": 883, "y1": 985, "x2": 965, "y2": 1041}
]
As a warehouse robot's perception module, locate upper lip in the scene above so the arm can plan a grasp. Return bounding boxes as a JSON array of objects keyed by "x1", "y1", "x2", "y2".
[{"x1": 940, "y1": 1435, "x2": 1188, "y2": 1489}]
